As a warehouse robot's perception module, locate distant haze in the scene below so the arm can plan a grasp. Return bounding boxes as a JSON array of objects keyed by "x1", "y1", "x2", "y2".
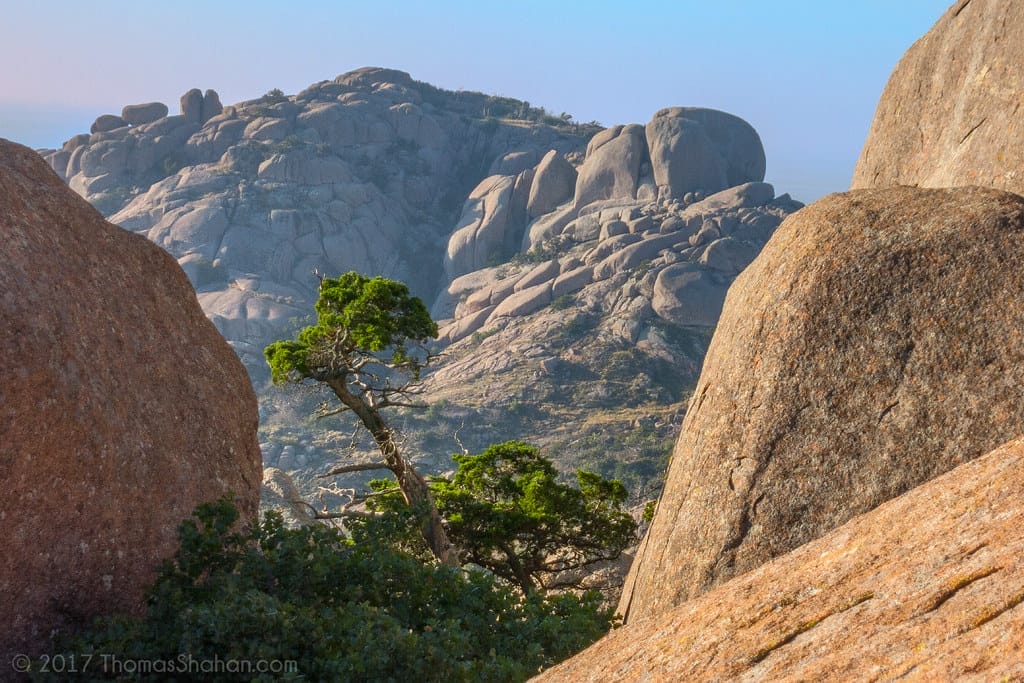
[{"x1": 1, "y1": 0, "x2": 946, "y2": 203}]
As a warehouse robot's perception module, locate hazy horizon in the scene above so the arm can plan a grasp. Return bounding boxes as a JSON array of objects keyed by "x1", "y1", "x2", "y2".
[{"x1": 1, "y1": 0, "x2": 949, "y2": 203}]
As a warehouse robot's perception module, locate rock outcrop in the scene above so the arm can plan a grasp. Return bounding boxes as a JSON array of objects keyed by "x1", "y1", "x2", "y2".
[
  {"x1": 0, "y1": 139, "x2": 261, "y2": 656},
  {"x1": 573, "y1": 124, "x2": 647, "y2": 208},
  {"x1": 121, "y1": 101, "x2": 169, "y2": 126},
  {"x1": 41, "y1": 69, "x2": 590, "y2": 377},
  {"x1": 620, "y1": 186, "x2": 1024, "y2": 623},
  {"x1": 646, "y1": 107, "x2": 766, "y2": 199},
  {"x1": 537, "y1": 437, "x2": 1024, "y2": 681},
  {"x1": 852, "y1": 0, "x2": 1024, "y2": 196}
]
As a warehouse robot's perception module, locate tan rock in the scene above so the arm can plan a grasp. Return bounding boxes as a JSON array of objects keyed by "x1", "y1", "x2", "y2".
[
  {"x1": 573, "y1": 124, "x2": 645, "y2": 209},
  {"x1": 852, "y1": 0, "x2": 1024, "y2": 195},
  {"x1": 537, "y1": 438, "x2": 1024, "y2": 682},
  {"x1": 622, "y1": 187, "x2": 1024, "y2": 622},
  {"x1": 486, "y1": 280, "x2": 552, "y2": 322},
  {"x1": 0, "y1": 139, "x2": 261, "y2": 656},
  {"x1": 514, "y1": 259, "x2": 560, "y2": 292},
  {"x1": 528, "y1": 149, "x2": 577, "y2": 217}
]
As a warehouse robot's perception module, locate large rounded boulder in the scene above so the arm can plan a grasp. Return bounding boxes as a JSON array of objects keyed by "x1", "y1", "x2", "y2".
[
  {"x1": 0, "y1": 139, "x2": 261, "y2": 656},
  {"x1": 852, "y1": 0, "x2": 1024, "y2": 195},
  {"x1": 646, "y1": 107, "x2": 765, "y2": 200},
  {"x1": 621, "y1": 186, "x2": 1024, "y2": 623}
]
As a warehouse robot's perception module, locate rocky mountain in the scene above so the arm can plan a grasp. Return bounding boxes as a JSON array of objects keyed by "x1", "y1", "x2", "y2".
[
  {"x1": 38, "y1": 67, "x2": 800, "y2": 504},
  {"x1": 852, "y1": 0, "x2": 1023, "y2": 195},
  {"x1": 538, "y1": 437, "x2": 1024, "y2": 681},
  {"x1": 0, "y1": 139, "x2": 261, "y2": 656},
  {"x1": 619, "y1": 185, "x2": 1024, "y2": 623}
]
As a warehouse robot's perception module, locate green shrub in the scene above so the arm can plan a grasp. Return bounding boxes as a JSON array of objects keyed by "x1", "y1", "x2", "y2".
[{"x1": 50, "y1": 500, "x2": 613, "y2": 682}]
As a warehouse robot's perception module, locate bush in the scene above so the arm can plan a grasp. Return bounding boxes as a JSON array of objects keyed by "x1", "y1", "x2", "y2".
[{"x1": 49, "y1": 500, "x2": 613, "y2": 682}]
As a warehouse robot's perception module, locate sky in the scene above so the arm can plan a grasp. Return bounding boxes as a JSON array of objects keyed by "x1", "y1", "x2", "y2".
[{"x1": 1, "y1": 1, "x2": 949, "y2": 203}]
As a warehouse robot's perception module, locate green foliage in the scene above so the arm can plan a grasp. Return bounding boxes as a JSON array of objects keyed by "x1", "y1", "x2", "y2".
[
  {"x1": 54, "y1": 500, "x2": 613, "y2": 682},
  {"x1": 642, "y1": 500, "x2": 657, "y2": 523},
  {"x1": 510, "y1": 238, "x2": 562, "y2": 266},
  {"x1": 550, "y1": 293, "x2": 576, "y2": 311},
  {"x1": 265, "y1": 272, "x2": 438, "y2": 385},
  {"x1": 469, "y1": 327, "x2": 499, "y2": 345},
  {"x1": 261, "y1": 88, "x2": 287, "y2": 103},
  {"x1": 434, "y1": 442, "x2": 637, "y2": 593},
  {"x1": 353, "y1": 442, "x2": 637, "y2": 594}
]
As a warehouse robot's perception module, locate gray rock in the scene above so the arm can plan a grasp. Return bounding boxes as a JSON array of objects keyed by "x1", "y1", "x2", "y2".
[
  {"x1": 490, "y1": 150, "x2": 539, "y2": 176},
  {"x1": 439, "y1": 305, "x2": 496, "y2": 344},
  {"x1": 574, "y1": 124, "x2": 646, "y2": 209},
  {"x1": 685, "y1": 181, "x2": 776, "y2": 214},
  {"x1": 201, "y1": 89, "x2": 223, "y2": 122},
  {"x1": 486, "y1": 281, "x2": 552, "y2": 321},
  {"x1": 514, "y1": 259, "x2": 560, "y2": 292},
  {"x1": 528, "y1": 150, "x2": 577, "y2": 217},
  {"x1": 62, "y1": 133, "x2": 91, "y2": 152},
  {"x1": 689, "y1": 221, "x2": 720, "y2": 247},
  {"x1": 445, "y1": 175, "x2": 517, "y2": 279},
  {"x1": 651, "y1": 262, "x2": 728, "y2": 327},
  {"x1": 593, "y1": 232, "x2": 682, "y2": 280},
  {"x1": 552, "y1": 264, "x2": 594, "y2": 298},
  {"x1": 121, "y1": 102, "x2": 168, "y2": 126},
  {"x1": 600, "y1": 219, "x2": 629, "y2": 240},
  {"x1": 646, "y1": 108, "x2": 765, "y2": 199},
  {"x1": 90, "y1": 114, "x2": 127, "y2": 134},
  {"x1": 627, "y1": 215, "x2": 655, "y2": 234},
  {"x1": 698, "y1": 237, "x2": 761, "y2": 274},
  {"x1": 180, "y1": 88, "x2": 204, "y2": 124},
  {"x1": 522, "y1": 203, "x2": 577, "y2": 252}
]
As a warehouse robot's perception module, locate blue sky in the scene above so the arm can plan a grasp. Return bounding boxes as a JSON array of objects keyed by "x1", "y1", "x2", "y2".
[{"x1": 1, "y1": 1, "x2": 948, "y2": 202}]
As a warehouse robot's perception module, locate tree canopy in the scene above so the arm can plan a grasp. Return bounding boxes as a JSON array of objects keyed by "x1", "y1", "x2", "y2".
[
  {"x1": 366, "y1": 441, "x2": 638, "y2": 594},
  {"x1": 264, "y1": 272, "x2": 455, "y2": 565},
  {"x1": 265, "y1": 271, "x2": 438, "y2": 387}
]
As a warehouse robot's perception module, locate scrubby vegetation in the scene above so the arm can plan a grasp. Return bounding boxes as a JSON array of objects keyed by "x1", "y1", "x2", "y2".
[{"x1": 50, "y1": 500, "x2": 616, "y2": 682}]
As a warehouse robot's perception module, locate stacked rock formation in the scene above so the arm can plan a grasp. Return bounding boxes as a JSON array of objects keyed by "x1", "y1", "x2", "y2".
[
  {"x1": 0, "y1": 139, "x2": 261, "y2": 656},
  {"x1": 435, "y1": 181, "x2": 796, "y2": 345},
  {"x1": 619, "y1": 186, "x2": 1024, "y2": 623},
  {"x1": 444, "y1": 106, "x2": 768, "y2": 281}
]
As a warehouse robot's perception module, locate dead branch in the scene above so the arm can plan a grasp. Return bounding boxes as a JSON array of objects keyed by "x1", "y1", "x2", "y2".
[{"x1": 319, "y1": 461, "x2": 394, "y2": 478}]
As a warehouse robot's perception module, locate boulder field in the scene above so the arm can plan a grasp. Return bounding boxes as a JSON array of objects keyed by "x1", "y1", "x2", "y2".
[{"x1": 0, "y1": 139, "x2": 261, "y2": 656}]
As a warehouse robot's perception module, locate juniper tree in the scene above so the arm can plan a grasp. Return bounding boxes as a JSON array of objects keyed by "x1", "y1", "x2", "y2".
[{"x1": 264, "y1": 272, "x2": 457, "y2": 565}]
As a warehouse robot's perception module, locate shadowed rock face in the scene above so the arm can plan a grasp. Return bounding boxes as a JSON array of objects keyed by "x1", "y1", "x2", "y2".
[
  {"x1": 852, "y1": 0, "x2": 1024, "y2": 195},
  {"x1": 537, "y1": 437, "x2": 1024, "y2": 682},
  {"x1": 0, "y1": 139, "x2": 261, "y2": 656},
  {"x1": 620, "y1": 186, "x2": 1024, "y2": 623}
]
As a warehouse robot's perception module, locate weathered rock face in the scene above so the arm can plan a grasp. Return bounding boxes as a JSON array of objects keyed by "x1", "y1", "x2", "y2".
[
  {"x1": 573, "y1": 124, "x2": 646, "y2": 208},
  {"x1": 180, "y1": 87, "x2": 204, "y2": 124},
  {"x1": 121, "y1": 101, "x2": 169, "y2": 126},
  {"x1": 527, "y1": 149, "x2": 577, "y2": 217},
  {"x1": 646, "y1": 107, "x2": 766, "y2": 199},
  {"x1": 90, "y1": 113, "x2": 127, "y2": 134},
  {"x1": 0, "y1": 139, "x2": 261, "y2": 656},
  {"x1": 620, "y1": 186, "x2": 1024, "y2": 623},
  {"x1": 40, "y1": 69, "x2": 590, "y2": 379},
  {"x1": 852, "y1": 0, "x2": 1024, "y2": 195},
  {"x1": 538, "y1": 437, "x2": 1024, "y2": 681}
]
